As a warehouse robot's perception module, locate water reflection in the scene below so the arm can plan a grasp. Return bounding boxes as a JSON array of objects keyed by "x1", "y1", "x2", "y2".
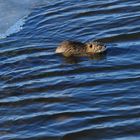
[{"x1": 58, "y1": 52, "x2": 107, "y2": 64}]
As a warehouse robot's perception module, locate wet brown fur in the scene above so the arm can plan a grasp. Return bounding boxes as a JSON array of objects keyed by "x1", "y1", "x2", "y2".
[{"x1": 56, "y1": 40, "x2": 106, "y2": 57}]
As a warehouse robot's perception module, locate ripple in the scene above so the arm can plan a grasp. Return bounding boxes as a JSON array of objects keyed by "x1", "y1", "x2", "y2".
[{"x1": 0, "y1": 0, "x2": 140, "y2": 139}]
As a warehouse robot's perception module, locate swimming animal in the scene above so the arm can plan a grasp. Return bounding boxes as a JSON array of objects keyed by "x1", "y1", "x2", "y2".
[{"x1": 55, "y1": 40, "x2": 106, "y2": 57}]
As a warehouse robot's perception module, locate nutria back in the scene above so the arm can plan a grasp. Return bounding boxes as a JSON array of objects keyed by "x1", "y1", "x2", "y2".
[{"x1": 56, "y1": 41, "x2": 86, "y2": 55}]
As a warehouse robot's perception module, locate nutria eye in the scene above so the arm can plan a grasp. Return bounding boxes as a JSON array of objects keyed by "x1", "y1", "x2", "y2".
[{"x1": 89, "y1": 44, "x2": 92, "y2": 48}]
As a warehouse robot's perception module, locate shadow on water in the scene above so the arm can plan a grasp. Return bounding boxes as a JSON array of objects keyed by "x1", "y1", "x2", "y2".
[{"x1": 56, "y1": 52, "x2": 107, "y2": 64}]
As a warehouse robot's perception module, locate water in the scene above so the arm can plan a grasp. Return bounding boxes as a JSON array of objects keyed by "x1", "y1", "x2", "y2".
[
  {"x1": 0, "y1": 0, "x2": 47, "y2": 38},
  {"x1": 0, "y1": 0, "x2": 140, "y2": 139}
]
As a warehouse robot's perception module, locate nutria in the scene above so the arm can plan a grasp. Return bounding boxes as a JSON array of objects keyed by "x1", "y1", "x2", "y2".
[{"x1": 55, "y1": 40, "x2": 106, "y2": 57}]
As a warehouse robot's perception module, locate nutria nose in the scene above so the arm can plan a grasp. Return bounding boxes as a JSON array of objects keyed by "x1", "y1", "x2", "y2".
[{"x1": 102, "y1": 45, "x2": 107, "y2": 51}]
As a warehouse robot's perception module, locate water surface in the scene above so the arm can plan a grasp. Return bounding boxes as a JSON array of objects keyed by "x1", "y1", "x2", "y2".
[{"x1": 0, "y1": 0, "x2": 140, "y2": 140}]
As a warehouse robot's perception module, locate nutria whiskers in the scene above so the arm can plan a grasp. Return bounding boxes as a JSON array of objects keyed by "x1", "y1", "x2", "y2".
[{"x1": 55, "y1": 40, "x2": 106, "y2": 57}]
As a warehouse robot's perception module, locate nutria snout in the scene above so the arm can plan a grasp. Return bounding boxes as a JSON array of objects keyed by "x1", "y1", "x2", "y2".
[{"x1": 55, "y1": 40, "x2": 106, "y2": 57}]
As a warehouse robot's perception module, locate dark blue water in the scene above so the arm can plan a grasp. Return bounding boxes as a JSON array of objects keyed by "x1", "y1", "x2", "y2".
[{"x1": 0, "y1": 0, "x2": 140, "y2": 140}]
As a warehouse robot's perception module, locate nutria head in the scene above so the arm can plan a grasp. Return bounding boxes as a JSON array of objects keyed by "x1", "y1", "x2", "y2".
[{"x1": 86, "y1": 42, "x2": 106, "y2": 54}]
